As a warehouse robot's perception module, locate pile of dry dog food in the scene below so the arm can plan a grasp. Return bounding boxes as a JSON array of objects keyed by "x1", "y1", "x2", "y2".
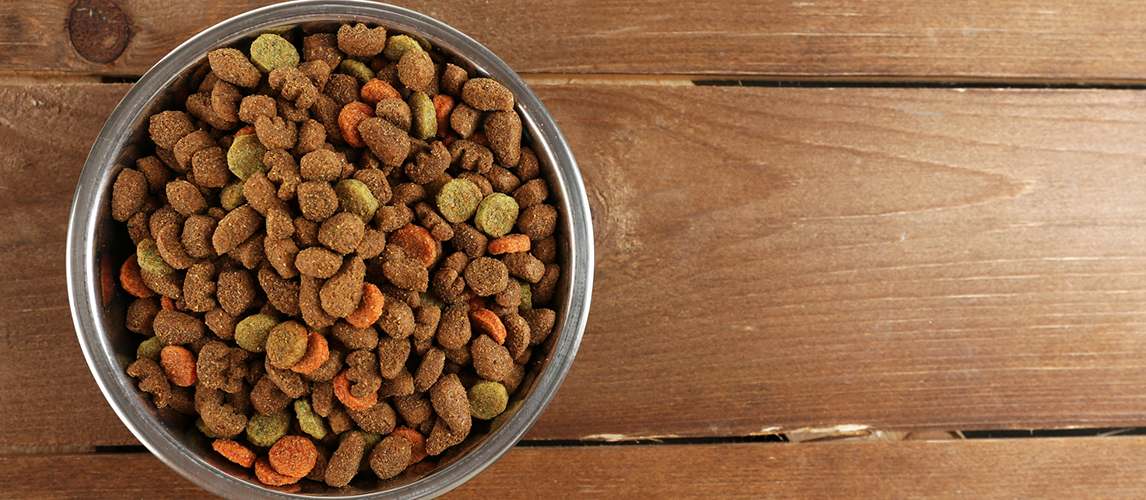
[{"x1": 110, "y1": 21, "x2": 560, "y2": 490}]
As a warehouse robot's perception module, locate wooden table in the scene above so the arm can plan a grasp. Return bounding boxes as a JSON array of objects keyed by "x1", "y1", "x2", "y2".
[{"x1": 6, "y1": 0, "x2": 1146, "y2": 497}]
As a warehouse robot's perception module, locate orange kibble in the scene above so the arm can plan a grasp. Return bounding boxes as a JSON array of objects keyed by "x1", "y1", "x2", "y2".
[
  {"x1": 254, "y1": 456, "x2": 300, "y2": 486},
  {"x1": 433, "y1": 94, "x2": 454, "y2": 138},
  {"x1": 360, "y1": 79, "x2": 400, "y2": 106},
  {"x1": 235, "y1": 125, "x2": 257, "y2": 137},
  {"x1": 333, "y1": 369, "x2": 378, "y2": 410},
  {"x1": 160, "y1": 345, "x2": 198, "y2": 387},
  {"x1": 390, "y1": 426, "x2": 427, "y2": 465},
  {"x1": 268, "y1": 435, "x2": 318, "y2": 478},
  {"x1": 212, "y1": 439, "x2": 256, "y2": 468},
  {"x1": 161, "y1": 295, "x2": 176, "y2": 311},
  {"x1": 389, "y1": 224, "x2": 438, "y2": 267},
  {"x1": 338, "y1": 101, "x2": 375, "y2": 148},
  {"x1": 441, "y1": 130, "x2": 458, "y2": 147},
  {"x1": 487, "y1": 234, "x2": 531, "y2": 255},
  {"x1": 469, "y1": 308, "x2": 506, "y2": 344},
  {"x1": 119, "y1": 254, "x2": 156, "y2": 298},
  {"x1": 290, "y1": 331, "x2": 330, "y2": 374},
  {"x1": 467, "y1": 293, "x2": 487, "y2": 313},
  {"x1": 345, "y1": 283, "x2": 386, "y2": 328}
]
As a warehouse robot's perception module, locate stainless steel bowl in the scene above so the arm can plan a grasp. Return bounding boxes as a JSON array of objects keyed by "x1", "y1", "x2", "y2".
[{"x1": 66, "y1": 1, "x2": 593, "y2": 498}]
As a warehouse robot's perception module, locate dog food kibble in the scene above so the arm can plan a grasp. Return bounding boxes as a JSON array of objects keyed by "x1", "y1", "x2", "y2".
[{"x1": 118, "y1": 22, "x2": 565, "y2": 490}]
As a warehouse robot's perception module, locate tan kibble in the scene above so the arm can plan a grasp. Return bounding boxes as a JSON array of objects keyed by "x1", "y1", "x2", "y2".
[
  {"x1": 320, "y1": 255, "x2": 365, "y2": 318},
  {"x1": 358, "y1": 117, "x2": 410, "y2": 168},
  {"x1": 297, "y1": 181, "x2": 339, "y2": 222},
  {"x1": 337, "y1": 23, "x2": 387, "y2": 57},
  {"x1": 149, "y1": 110, "x2": 195, "y2": 150},
  {"x1": 461, "y1": 78, "x2": 514, "y2": 112},
  {"x1": 318, "y1": 212, "x2": 365, "y2": 255},
  {"x1": 112, "y1": 168, "x2": 148, "y2": 222},
  {"x1": 212, "y1": 204, "x2": 262, "y2": 255},
  {"x1": 483, "y1": 110, "x2": 522, "y2": 168},
  {"x1": 397, "y1": 49, "x2": 434, "y2": 90}
]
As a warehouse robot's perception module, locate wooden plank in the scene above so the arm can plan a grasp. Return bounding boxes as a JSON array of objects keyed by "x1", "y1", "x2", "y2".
[
  {"x1": 10, "y1": 0, "x2": 1146, "y2": 81},
  {"x1": 8, "y1": 437, "x2": 1146, "y2": 498},
  {"x1": 8, "y1": 84, "x2": 1146, "y2": 447}
]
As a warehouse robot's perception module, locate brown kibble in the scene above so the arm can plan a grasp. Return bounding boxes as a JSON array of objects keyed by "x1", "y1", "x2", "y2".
[
  {"x1": 375, "y1": 98, "x2": 411, "y2": 132},
  {"x1": 299, "y1": 275, "x2": 338, "y2": 331},
  {"x1": 296, "y1": 246, "x2": 342, "y2": 278},
  {"x1": 300, "y1": 149, "x2": 342, "y2": 182},
  {"x1": 345, "y1": 349, "x2": 381, "y2": 398},
  {"x1": 358, "y1": 117, "x2": 410, "y2": 168},
  {"x1": 295, "y1": 119, "x2": 327, "y2": 156},
  {"x1": 332, "y1": 320, "x2": 379, "y2": 351},
  {"x1": 270, "y1": 66, "x2": 319, "y2": 110},
  {"x1": 370, "y1": 435, "x2": 411, "y2": 480},
  {"x1": 318, "y1": 212, "x2": 365, "y2": 255},
  {"x1": 533, "y1": 263, "x2": 560, "y2": 306},
  {"x1": 413, "y1": 347, "x2": 445, "y2": 393},
  {"x1": 392, "y1": 393, "x2": 432, "y2": 426},
  {"x1": 461, "y1": 78, "x2": 514, "y2": 112},
  {"x1": 440, "y1": 63, "x2": 468, "y2": 98},
  {"x1": 377, "y1": 298, "x2": 415, "y2": 340},
  {"x1": 471, "y1": 334, "x2": 513, "y2": 382},
  {"x1": 192, "y1": 147, "x2": 231, "y2": 188},
  {"x1": 174, "y1": 130, "x2": 216, "y2": 173},
  {"x1": 239, "y1": 95, "x2": 277, "y2": 124},
  {"x1": 502, "y1": 251, "x2": 545, "y2": 284},
  {"x1": 320, "y1": 255, "x2": 365, "y2": 318},
  {"x1": 244, "y1": 172, "x2": 289, "y2": 216},
  {"x1": 153, "y1": 310, "x2": 206, "y2": 345},
  {"x1": 383, "y1": 257, "x2": 429, "y2": 293},
  {"x1": 397, "y1": 49, "x2": 433, "y2": 90},
  {"x1": 183, "y1": 262, "x2": 217, "y2": 313},
  {"x1": 265, "y1": 208, "x2": 295, "y2": 240},
  {"x1": 265, "y1": 237, "x2": 300, "y2": 279},
  {"x1": 187, "y1": 93, "x2": 239, "y2": 131},
  {"x1": 209, "y1": 48, "x2": 261, "y2": 87},
  {"x1": 436, "y1": 305, "x2": 471, "y2": 350},
  {"x1": 211, "y1": 80, "x2": 243, "y2": 123},
  {"x1": 337, "y1": 23, "x2": 387, "y2": 57},
  {"x1": 512, "y1": 178, "x2": 549, "y2": 209},
  {"x1": 265, "y1": 149, "x2": 303, "y2": 200},
  {"x1": 297, "y1": 181, "x2": 339, "y2": 222},
  {"x1": 514, "y1": 146, "x2": 541, "y2": 181},
  {"x1": 450, "y1": 222, "x2": 488, "y2": 259},
  {"x1": 255, "y1": 115, "x2": 298, "y2": 150},
  {"x1": 325, "y1": 431, "x2": 364, "y2": 487},
  {"x1": 137, "y1": 156, "x2": 172, "y2": 194},
  {"x1": 352, "y1": 169, "x2": 392, "y2": 205},
  {"x1": 483, "y1": 110, "x2": 522, "y2": 167},
  {"x1": 485, "y1": 165, "x2": 521, "y2": 194},
  {"x1": 425, "y1": 415, "x2": 467, "y2": 456},
  {"x1": 149, "y1": 110, "x2": 195, "y2": 150},
  {"x1": 217, "y1": 268, "x2": 255, "y2": 316},
  {"x1": 127, "y1": 358, "x2": 171, "y2": 408},
  {"x1": 196, "y1": 341, "x2": 247, "y2": 393},
  {"x1": 502, "y1": 313, "x2": 531, "y2": 359},
  {"x1": 213, "y1": 205, "x2": 263, "y2": 255},
  {"x1": 357, "y1": 228, "x2": 387, "y2": 259},
  {"x1": 165, "y1": 179, "x2": 207, "y2": 217},
  {"x1": 517, "y1": 203, "x2": 557, "y2": 241},
  {"x1": 391, "y1": 182, "x2": 427, "y2": 207},
  {"x1": 258, "y1": 266, "x2": 301, "y2": 316},
  {"x1": 126, "y1": 212, "x2": 152, "y2": 245},
  {"x1": 140, "y1": 267, "x2": 183, "y2": 299},
  {"x1": 205, "y1": 307, "x2": 238, "y2": 340},
  {"x1": 303, "y1": 33, "x2": 344, "y2": 71},
  {"x1": 294, "y1": 216, "x2": 320, "y2": 247},
  {"x1": 377, "y1": 336, "x2": 410, "y2": 379},
  {"x1": 251, "y1": 375, "x2": 293, "y2": 416},
  {"x1": 303, "y1": 347, "x2": 344, "y2": 383},
  {"x1": 112, "y1": 168, "x2": 148, "y2": 222},
  {"x1": 532, "y1": 235, "x2": 557, "y2": 264},
  {"x1": 448, "y1": 139, "x2": 493, "y2": 174},
  {"x1": 126, "y1": 296, "x2": 161, "y2": 335},
  {"x1": 449, "y1": 102, "x2": 481, "y2": 139},
  {"x1": 348, "y1": 400, "x2": 396, "y2": 435},
  {"x1": 464, "y1": 257, "x2": 509, "y2": 296},
  {"x1": 230, "y1": 233, "x2": 266, "y2": 270},
  {"x1": 264, "y1": 356, "x2": 311, "y2": 398},
  {"x1": 430, "y1": 373, "x2": 471, "y2": 433},
  {"x1": 375, "y1": 205, "x2": 414, "y2": 232},
  {"x1": 406, "y1": 141, "x2": 450, "y2": 185}
]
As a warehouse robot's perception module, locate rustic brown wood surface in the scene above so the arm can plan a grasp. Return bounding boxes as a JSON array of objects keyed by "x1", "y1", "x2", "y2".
[
  {"x1": 6, "y1": 0, "x2": 1146, "y2": 497},
  {"x1": 9, "y1": 0, "x2": 1146, "y2": 80},
  {"x1": 7, "y1": 436, "x2": 1146, "y2": 498},
  {"x1": 6, "y1": 84, "x2": 1146, "y2": 448}
]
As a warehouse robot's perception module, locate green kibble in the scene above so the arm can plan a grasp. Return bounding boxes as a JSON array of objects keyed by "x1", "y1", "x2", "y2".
[
  {"x1": 227, "y1": 133, "x2": 268, "y2": 181},
  {"x1": 136, "y1": 239, "x2": 174, "y2": 275},
  {"x1": 265, "y1": 320, "x2": 309, "y2": 369},
  {"x1": 246, "y1": 411, "x2": 290, "y2": 448},
  {"x1": 436, "y1": 178, "x2": 482, "y2": 223},
  {"x1": 250, "y1": 33, "x2": 300, "y2": 73},
  {"x1": 234, "y1": 314, "x2": 279, "y2": 353},
  {"x1": 518, "y1": 279, "x2": 532, "y2": 310},
  {"x1": 220, "y1": 181, "x2": 247, "y2": 211},
  {"x1": 136, "y1": 336, "x2": 164, "y2": 361},
  {"x1": 335, "y1": 179, "x2": 379, "y2": 224},
  {"x1": 473, "y1": 193, "x2": 520, "y2": 238},
  {"x1": 468, "y1": 380, "x2": 509, "y2": 420},
  {"x1": 196, "y1": 417, "x2": 225, "y2": 439},
  {"x1": 419, "y1": 292, "x2": 446, "y2": 308},
  {"x1": 260, "y1": 24, "x2": 296, "y2": 36},
  {"x1": 383, "y1": 35, "x2": 422, "y2": 61},
  {"x1": 338, "y1": 59, "x2": 375, "y2": 85},
  {"x1": 408, "y1": 91, "x2": 436, "y2": 141},
  {"x1": 295, "y1": 399, "x2": 328, "y2": 440}
]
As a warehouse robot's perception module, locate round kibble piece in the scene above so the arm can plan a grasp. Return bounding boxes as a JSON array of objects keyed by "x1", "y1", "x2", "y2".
[
  {"x1": 468, "y1": 380, "x2": 508, "y2": 419},
  {"x1": 266, "y1": 321, "x2": 310, "y2": 369},
  {"x1": 217, "y1": 269, "x2": 255, "y2": 316},
  {"x1": 167, "y1": 179, "x2": 207, "y2": 216},
  {"x1": 461, "y1": 78, "x2": 514, "y2": 112},
  {"x1": 235, "y1": 314, "x2": 279, "y2": 353},
  {"x1": 335, "y1": 179, "x2": 379, "y2": 224},
  {"x1": 136, "y1": 239, "x2": 174, "y2": 276},
  {"x1": 246, "y1": 411, "x2": 291, "y2": 448},
  {"x1": 268, "y1": 435, "x2": 317, "y2": 478},
  {"x1": 250, "y1": 33, "x2": 300, "y2": 74},
  {"x1": 398, "y1": 49, "x2": 433, "y2": 90},
  {"x1": 149, "y1": 110, "x2": 195, "y2": 150},
  {"x1": 296, "y1": 246, "x2": 343, "y2": 278},
  {"x1": 212, "y1": 439, "x2": 256, "y2": 468},
  {"x1": 370, "y1": 435, "x2": 412, "y2": 480},
  {"x1": 518, "y1": 203, "x2": 558, "y2": 241},
  {"x1": 318, "y1": 213, "x2": 365, "y2": 256},
  {"x1": 297, "y1": 181, "x2": 339, "y2": 222},
  {"x1": 474, "y1": 193, "x2": 520, "y2": 238},
  {"x1": 513, "y1": 178, "x2": 549, "y2": 209},
  {"x1": 464, "y1": 257, "x2": 509, "y2": 297},
  {"x1": 227, "y1": 133, "x2": 268, "y2": 181},
  {"x1": 436, "y1": 178, "x2": 482, "y2": 224}
]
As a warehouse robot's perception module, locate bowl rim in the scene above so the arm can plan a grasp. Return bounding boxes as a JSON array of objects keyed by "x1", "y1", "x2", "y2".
[{"x1": 65, "y1": 1, "x2": 594, "y2": 498}]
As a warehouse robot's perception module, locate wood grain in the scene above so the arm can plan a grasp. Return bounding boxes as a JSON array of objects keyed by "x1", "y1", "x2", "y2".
[
  {"x1": 7, "y1": 437, "x2": 1146, "y2": 498},
  {"x1": 8, "y1": 1, "x2": 1146, "y2": 81},
  {"x1": 7, "y1": 84, "x2": 1146, "y2": 447}
]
